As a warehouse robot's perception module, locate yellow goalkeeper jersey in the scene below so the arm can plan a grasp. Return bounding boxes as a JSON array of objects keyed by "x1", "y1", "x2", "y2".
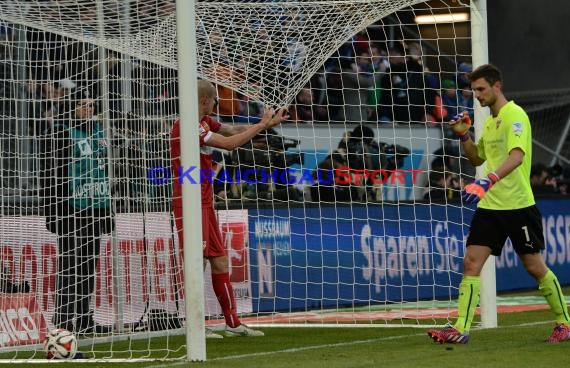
[{"x1": 474, "y1": 101, "x2": 535, "y2": 210}]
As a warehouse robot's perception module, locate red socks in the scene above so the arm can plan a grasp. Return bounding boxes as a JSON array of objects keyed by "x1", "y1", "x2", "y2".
[{"x1": 211, "y1": 272, "x2": 240, "y2": 328}]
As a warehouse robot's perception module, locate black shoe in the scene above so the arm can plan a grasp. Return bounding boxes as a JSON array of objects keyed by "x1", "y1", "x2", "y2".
[{"x1": 73, "y1": 351, "x2": 86, "y2": 359}]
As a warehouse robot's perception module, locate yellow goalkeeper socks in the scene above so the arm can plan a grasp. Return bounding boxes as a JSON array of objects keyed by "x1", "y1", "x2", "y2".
[
  {"x1": 539, "y1": 269, "x2": 570, "y2": 325},
  {"x1": 454, "y1": 276, "x2": 481, "y2": 333}
]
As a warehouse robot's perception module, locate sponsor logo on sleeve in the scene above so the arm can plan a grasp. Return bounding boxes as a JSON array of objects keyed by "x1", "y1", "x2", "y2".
[{"x1": 512, "y1": 122, "x2": 523, "y2": 136}]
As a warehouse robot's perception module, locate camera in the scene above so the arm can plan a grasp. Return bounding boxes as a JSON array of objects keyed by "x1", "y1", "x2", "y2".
[
  {"x1": 236, "y1": 148, "x2": 304, "y2": 170},
  {"x1": 264, "y1": 131, "x2": 301, "y2": 151},
  {"x1": 217, "y1": 129, "x2": 305, "y2": 201},
  {"x1": 237, "y1": 129, "x2": 304, "y2": 169},
  {"x1": 380, "y1": 143, "x2": 410, "y2": 170},
  {"x1": 344, "y1": 138, "x2": 410, "y2": 172}
]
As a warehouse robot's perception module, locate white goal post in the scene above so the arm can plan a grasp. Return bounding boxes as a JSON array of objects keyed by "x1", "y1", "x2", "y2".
[
  {"x1": 0, "y1": 0, "x2": 499, "y2": 363},
  {"x1": 469, "y1": 0, "x2": 496, "y2": 330},
  {"x1": 175, "y1": 0, "x2": 204, "y2": 360}
]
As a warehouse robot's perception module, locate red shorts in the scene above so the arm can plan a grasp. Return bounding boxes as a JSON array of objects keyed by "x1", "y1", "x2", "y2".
[{"x1": 173, "y1": 206, "x2": 226, "y2": 258}]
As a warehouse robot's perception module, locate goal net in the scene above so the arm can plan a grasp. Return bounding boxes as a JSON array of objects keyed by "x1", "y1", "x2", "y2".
[
  {"x1": 0, "y1": 0, "x2": 490, "y2": 362},
  {"x1": 509, "y1": 88, "x2": 570, "y2": 167}
]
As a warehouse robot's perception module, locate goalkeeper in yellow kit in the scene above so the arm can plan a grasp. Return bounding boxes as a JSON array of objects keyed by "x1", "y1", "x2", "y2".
[{"x1": 427, "y1": 64, "x2": 570, "y2": 344}]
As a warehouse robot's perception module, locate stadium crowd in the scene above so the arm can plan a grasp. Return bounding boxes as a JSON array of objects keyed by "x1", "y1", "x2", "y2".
[{"x1": 0, "y1": 14, "x2": 569, "y2": 206}]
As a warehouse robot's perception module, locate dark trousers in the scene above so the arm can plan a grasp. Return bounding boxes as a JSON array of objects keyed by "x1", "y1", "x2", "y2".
[{"x1": 52, "y1": 220, "x2": 102, "y2": 330}]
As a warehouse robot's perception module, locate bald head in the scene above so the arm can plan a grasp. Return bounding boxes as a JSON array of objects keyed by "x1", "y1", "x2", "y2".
[{"x1": 198, "y1": 80, "x2": 216, "y2": 99}]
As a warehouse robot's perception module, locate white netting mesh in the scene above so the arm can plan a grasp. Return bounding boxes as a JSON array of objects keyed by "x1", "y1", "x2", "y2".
[
  {"x1": 0, "y1": 0, "x2": 427, "y2": 107},
  {"x1": 2, "y1": 1, "x2": 570, "y2": 363},
  {"x1": 509, "y1": 89, "x2": 570, "y2": 167},
  {"x1": 0, "y1": 0, "x2": 487, "y2": 362}
]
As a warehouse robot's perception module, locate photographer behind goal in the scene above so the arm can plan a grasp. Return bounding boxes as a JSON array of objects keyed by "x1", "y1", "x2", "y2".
[
  {"x1": 311, "y1": 125, "x2": 410, "y2": 202},
  {"x1": 214, "y1": 128, "x2": 305, "y2": 201}
]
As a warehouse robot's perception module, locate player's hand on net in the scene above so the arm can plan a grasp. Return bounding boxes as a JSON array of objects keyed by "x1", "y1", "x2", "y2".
[
  {"x1": 461, "y1": 172, "x2": 499, "y2": 204},
  {"x1": 265, "y1": 107, "x2": 290, "y2": 128},
  {"x1": 449, "y1": 111, "x2": 472, "y2": 140},
  {"x1": 259, "y1": 107, "x2": 275, "y2": 127}
]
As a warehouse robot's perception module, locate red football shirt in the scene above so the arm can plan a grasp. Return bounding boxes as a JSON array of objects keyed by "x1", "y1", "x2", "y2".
[{"x1": 171, "y1": 115, "x2": 221, "y2": 208}]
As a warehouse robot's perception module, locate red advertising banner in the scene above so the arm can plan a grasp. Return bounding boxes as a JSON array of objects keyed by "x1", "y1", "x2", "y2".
[
  {"x1": 0, "y1": 210, "x2": 252, "y2": 347},
  {"x1": 204, "y1": 211, "x2": 253, "y2": 315},
  {"x1": 0, "y1": 294, "x2": 47, "y2": 347},
  {"x1": 222, "y1": 222, "x2": 249, "y2": 283}
]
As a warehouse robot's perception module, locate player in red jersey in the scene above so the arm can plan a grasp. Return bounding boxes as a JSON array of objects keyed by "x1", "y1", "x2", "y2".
[{"x1": 171, "y1": 80, "x2": 289, "y2": 337}]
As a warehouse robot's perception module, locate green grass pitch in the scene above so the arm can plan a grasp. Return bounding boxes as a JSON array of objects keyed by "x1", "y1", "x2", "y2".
[{"x1": 4, "y1": 289, "x2": 569, "y2": 368}]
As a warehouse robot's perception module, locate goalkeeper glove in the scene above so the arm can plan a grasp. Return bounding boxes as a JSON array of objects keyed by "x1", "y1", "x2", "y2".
[
  {"x1": 449, "y1": 111, "x2": 472, "y2": 142},
  {"x1": 461, "y1": 172, "x2": 500, "y2": 204}
]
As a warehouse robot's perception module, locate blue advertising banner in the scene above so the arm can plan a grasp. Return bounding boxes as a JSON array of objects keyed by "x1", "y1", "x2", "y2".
[{"x1": 248, "y1": 198, "x2": 570, "y2": 313}]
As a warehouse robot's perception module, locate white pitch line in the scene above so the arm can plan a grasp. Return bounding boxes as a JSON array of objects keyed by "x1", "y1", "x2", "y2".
[
  {"x1": 211, "y1": 333, "x2": 423, "y2": 362},
  {"x1": 146, "y1": 320, "x2": 554, "y2": 368},
  {"x1": 146, "y1": 332, "x2": 422, "y2": 368}
]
